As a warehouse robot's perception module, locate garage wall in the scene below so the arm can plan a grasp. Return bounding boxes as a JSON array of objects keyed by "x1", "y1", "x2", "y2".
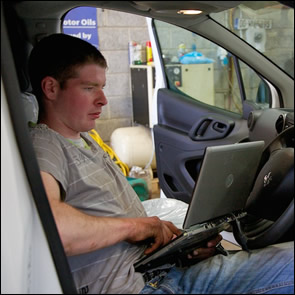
[
  {"x1": 94, "y1": 9, "x2": 150, "y2": 142},
  {"x1": 94, "y1": 6, "x2": 294, "y2": 142}
]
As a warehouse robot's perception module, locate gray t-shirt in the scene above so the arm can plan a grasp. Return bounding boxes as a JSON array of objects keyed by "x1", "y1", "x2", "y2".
[{"x1": 30, "y1": 124, "x2": 147, "y2": 294}]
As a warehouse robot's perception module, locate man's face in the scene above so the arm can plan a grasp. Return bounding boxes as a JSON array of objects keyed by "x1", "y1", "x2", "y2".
[{"x1": 53, "y1": 64, "x2": 107, "y2": 137}]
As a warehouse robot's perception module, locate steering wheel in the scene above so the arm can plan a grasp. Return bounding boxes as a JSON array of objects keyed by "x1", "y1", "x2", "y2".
[{"x1": 233, "y1": 126, "x2": 294, "y2": 249}]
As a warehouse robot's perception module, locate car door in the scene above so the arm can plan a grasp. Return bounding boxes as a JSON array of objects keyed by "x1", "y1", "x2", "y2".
[{"x1": 150, "y1": 16, "x2": 277, "y2": 204}]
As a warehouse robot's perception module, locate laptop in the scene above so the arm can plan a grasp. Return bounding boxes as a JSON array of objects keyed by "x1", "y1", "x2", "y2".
[{"x1": 134, "y1": 140, "x2": 265, "y2": 272}]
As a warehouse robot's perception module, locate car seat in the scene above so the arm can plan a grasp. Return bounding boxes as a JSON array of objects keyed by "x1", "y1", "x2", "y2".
[
  {"x1": 22, "y1": 92, "x2": 39, "y2": 124},
  {"x1": 2, "y1": 2, "x2": 78, "y2": 293}
]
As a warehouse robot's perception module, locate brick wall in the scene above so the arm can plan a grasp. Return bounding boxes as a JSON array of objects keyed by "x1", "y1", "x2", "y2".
[{"x1": 95, "y1": 9, "x2": 150, "y2": 142}]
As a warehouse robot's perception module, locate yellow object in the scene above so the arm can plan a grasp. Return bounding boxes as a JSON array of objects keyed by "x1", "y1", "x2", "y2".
[
  {"x1": 146, "y1": 41, "x2": 153, "y2": 65},
  {"x1": 89, "y1": 129, "x2": 130, "y2": 176}
]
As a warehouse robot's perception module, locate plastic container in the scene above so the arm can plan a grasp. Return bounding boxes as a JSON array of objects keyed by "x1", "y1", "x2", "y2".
[
  {"x1": 129, "y1": 41, "x2": 146, "y2": 65},
  {"x1": 129, "y1": 166, "x2": 153, "y2": 197},
  {"x1": 177, "y1": 43, "x2": 186, "y2": 59},
  {"x1": 128, "y1": 41, "x2": 137, "y2": 65},
  {"x1": 146, "y1": 41, "x2": 153, "y2": 65},
  {"x1": 127, "y1": 177, "x2": 149, "y2": 201},
  {"x1": 110, "y1": 126, "x2": 156, "y2": 169},
  {"x1": 134, "y1": 44, "x2": 143, "y2": 64}
]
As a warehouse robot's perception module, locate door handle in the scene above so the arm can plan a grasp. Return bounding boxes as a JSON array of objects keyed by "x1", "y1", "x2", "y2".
[
  {"x1": 213, "y1": 122, "x2": 227, "y2": 133},
  {"x1": 196, "y1": 119, "x2": 211, "y2": 136},
  {"x1": 189, "y1": 116, "x2": 234, "y2": 141}
]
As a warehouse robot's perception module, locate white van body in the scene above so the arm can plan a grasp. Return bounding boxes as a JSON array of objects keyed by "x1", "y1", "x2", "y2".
[{"x1": 1, "y1": 81, "x2": 62, "y2": 294}]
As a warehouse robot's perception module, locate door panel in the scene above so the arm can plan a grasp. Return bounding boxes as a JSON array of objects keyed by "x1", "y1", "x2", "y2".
[
  {"x1": 152, "y1": 19, "x2": 273, "y2": 204},
  {"x1": 154, "y1": 89, "x2": 249, "y2": 203}
]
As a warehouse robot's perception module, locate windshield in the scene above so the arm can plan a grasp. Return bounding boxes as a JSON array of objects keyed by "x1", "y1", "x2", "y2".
[{"x1": 211, "y1": 1, "x2": 294, "y2": 78}]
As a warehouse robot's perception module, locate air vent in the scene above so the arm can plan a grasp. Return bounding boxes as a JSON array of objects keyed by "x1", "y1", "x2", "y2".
[
  {"x1": 275, "y1": 114, "x2": 286, "y2": 134},
  {"x1": 247, "y1": 111, "x2": 254, "y2": 129}
]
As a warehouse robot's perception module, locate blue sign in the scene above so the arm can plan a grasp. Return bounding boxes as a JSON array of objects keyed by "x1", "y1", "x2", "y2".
[{"x1": 63, "y1": 7, "x2": 99, "y2": 48}]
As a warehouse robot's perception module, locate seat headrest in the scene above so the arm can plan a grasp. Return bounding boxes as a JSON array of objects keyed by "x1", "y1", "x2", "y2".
[{"x1": 21, "y1": 92, "x2": 39, "y2": 124}]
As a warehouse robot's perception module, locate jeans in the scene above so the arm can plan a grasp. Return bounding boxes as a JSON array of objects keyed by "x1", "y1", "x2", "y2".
[{"x1": 140, "y1": 241, "x2": 294, "y2": 294}]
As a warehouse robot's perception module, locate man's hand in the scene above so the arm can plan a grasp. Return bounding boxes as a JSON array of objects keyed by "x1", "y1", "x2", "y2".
[
  {"x1": 187, "y1": 234, "x2": 223, "y2": 261},
  {"x1": 126, "y1": 216, "x2": 182, "y2": 255}
]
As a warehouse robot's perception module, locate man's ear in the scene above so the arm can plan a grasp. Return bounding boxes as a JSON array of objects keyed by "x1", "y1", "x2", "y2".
[{"x1": 41, "y1": 76, "x2": 59, "y2": 100}]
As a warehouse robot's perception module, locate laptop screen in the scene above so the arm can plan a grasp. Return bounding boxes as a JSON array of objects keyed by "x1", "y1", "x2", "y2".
[{"x1": 183, "y1": 141, "x2": 264, "y2": 229}]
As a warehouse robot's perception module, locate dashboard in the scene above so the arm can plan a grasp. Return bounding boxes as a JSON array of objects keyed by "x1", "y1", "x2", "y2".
[{"x1": 248, "y1": 108, "x2": 294, "y2": 148}]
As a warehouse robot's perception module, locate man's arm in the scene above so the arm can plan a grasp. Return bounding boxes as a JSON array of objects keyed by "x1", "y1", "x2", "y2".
[{"x1": 40, "y1": 171, "x2": 182, "y2": 256}]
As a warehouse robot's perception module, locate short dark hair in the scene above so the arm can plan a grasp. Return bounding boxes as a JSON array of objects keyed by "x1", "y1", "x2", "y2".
[{"x1": 28, "y1": 33, "x2": 107, "y2": 117}]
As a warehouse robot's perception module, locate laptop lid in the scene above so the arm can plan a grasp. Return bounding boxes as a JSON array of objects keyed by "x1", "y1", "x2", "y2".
[{"x1": 183, "y1": 141, "x2": 265, "y2": 229}]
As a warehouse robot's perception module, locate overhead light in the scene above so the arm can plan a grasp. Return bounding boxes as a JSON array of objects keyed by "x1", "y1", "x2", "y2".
[{"x1": 177, "y1": 9, "x2": 203, "y2": 15}]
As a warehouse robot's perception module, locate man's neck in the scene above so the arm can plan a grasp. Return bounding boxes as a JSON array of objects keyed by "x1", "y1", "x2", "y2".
[{"x1": 39, "y1": 117, "x2": 81, "y2": 139}]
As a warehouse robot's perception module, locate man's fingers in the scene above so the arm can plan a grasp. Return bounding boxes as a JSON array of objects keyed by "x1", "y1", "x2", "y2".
[
  {"x1": 163, "y1": 220, "x2": 182, "y2": 236},
  {"x1": 144, "y1": 220, "x2": 181, "y2": 255},
  {"x1": 207, "y1": 234, "x2": 223, "y2": 248},
  {"x1": 193, "y1": 248, "x2": 214, "y2": 257},
  {"x1": 144, "y1": 241, "x2": 160, "y2": 255},
  {"x1": 189, "y1": 247, "x2": 216, "y2": 258},
  {"x1": 187, "y1": 234, "x2": 223, "y2": 260}
]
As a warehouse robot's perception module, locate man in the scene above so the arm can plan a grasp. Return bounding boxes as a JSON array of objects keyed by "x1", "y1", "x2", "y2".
[{"x1": 29, "y1": 34, "x2": 294, "y2": 294}]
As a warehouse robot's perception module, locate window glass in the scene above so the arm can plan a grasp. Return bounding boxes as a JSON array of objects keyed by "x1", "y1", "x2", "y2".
[
  {"x1": 211, "y1": 1, "x2": 294, "y2": 79},
  {"x1": 154, "y1": 20, "x2": 244, "y2": 114},
  {"x1": 239, "y1": 60, "x2": 270, "y2": 108}
]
